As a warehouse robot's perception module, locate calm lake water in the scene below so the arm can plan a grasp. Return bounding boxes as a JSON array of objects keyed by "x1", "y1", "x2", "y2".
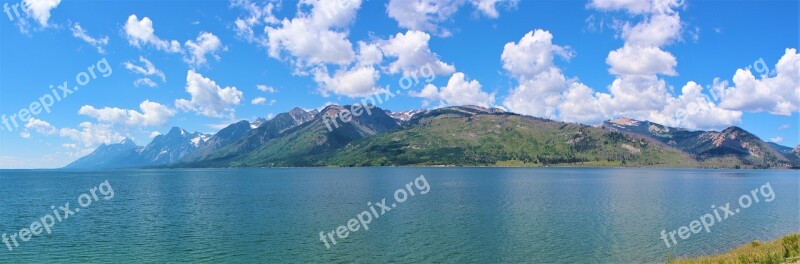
[{"x1": 0, "y1": 168, "x2": 797, "y2": 263}]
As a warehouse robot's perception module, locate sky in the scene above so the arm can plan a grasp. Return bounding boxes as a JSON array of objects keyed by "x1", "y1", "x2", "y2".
[{"x1": 0, "y1": 0, "x2": 798, "y2": 168}]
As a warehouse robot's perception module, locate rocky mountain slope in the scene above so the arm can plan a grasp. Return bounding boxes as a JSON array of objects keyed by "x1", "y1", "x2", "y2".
[{"x1": 65, "y1": 105, "x2": 799, "y2": 169}]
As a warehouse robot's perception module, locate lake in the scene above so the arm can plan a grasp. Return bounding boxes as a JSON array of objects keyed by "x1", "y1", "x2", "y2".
[{"x1": 0, "y1": 168, "x2": 797, "y2": 263}]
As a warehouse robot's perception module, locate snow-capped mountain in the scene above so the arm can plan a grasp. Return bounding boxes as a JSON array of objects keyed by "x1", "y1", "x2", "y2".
[
  {"x1": 64, "y1": 138, "x2": 144, "y2": 169},
  {"x1": 385, "y1": 109, "x2": 426, "y2": 123},
  {"x1": 138, "y1": 127, "x2": 212, "y2": 165}
]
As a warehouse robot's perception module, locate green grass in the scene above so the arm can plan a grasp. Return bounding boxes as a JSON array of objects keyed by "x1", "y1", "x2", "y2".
[{"x1": 668, "y1": 233, "x2": 800, "y2": 264}]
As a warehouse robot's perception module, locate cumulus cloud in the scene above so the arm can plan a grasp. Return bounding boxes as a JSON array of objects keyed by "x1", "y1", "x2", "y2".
[
  {"x1": 411, "y1": 72, "x2": 495, "y2": 107},
  {"x1": 70, "y1": 22, "x2": 109, "y2": 53},
  {"x1": 59, "y1": 122, "x2": 125, "y2": 147},
  {"x1": 23, "y1": 118, "x2": 57, "y2": 136},
  {"x1": 501, "y1": 29, "x2": 572, "y2": 81},
  {"x1": 558, "y1": 82, "x2": 607, "y2": 124},
  {"x1": 499, "y1": 22, "x2": 741, "y2": 130},
  {"x1": 314, "y1": 66, "x2": 382, "y2": 98},
  {"x1": 553, "y1": 0, "x2": 744, "y2": 129},
  {"x1": 124, "y1": 14, "x2": 182, "y2": 53},
  {"x1": 380, "y1": 30, "x2": 456, "y2": 76},
  {"x1": 646, "y1": 81, "x2": 742, "y2": 129},
  {"x1": 124, "y1": 56, "x2": 165, "y2": 87},
  {"x1": 265, "y1": 0, "x2": 361, "y2": 68},
  {"x1": 769, "y1": 136, "x2": 784, "y2": 143},
  {"x1": 175, "y1": 70, "x2": 244, "y2": 118},
  {"x1": 620, "y1": 13, "x2": 681, "y2": 47},
  {"x1": 501, "y1": 30, "x2": 572, "y2": 119},
  {"x1": 78, "y1": 100, "x2": 176, "y2": 127},
  {"x1": 22, "y1": 0, "x2": 61, "y2": 27},
  {"x1": 606, "y1": 45, "x2": 677, "y2": 76},
  {"x1": 715, "y1": 48, "x2": 800, "y2": 115},
  {"x1": 184, "y1": 32, "x2": 225, "y2": 67}
]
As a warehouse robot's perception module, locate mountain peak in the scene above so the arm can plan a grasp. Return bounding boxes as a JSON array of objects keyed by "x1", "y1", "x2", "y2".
[
  {"x1": 251, "y1": 118, "x2": 267, "y2": 128},
  {"x1": 120, "y1": 137, "x2": 136, "y2": 146},
  {"x1": 607, "y1": 117, "x2": 641, "y2": 126},
  {"x1": 289, "y1": 107, "x2": 307, "y2": 114},
  {"x1": 168, "y1": 127, "x2": 185, "y2": 135},
  {"x1": 721, "y1": 126, "x2": 747, "y2": 134},
  {"x1": 320, "y1": 104, "x2": 346, "y2": 115}
]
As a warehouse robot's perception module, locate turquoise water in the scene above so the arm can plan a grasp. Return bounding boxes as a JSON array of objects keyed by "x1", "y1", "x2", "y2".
[{"x1": 0, "y1": 168, "x2": 797, "y2": 263}]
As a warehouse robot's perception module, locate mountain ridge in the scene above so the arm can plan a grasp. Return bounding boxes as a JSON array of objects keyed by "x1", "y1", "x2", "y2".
[{"x1": 64, "y1": 106, "x2": 800, "y2": 169}]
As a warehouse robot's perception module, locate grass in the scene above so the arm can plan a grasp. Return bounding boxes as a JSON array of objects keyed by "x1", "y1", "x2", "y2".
[{"x1": 668, "y1": 233, "x2": 800, "y2": 264}]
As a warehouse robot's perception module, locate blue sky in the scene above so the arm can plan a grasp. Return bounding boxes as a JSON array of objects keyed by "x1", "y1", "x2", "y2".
[{"x1": 0, "y1": 0, "x2": 798, "y2": 168}]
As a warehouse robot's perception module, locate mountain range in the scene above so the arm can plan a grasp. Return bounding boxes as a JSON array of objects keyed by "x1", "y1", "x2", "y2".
[{"x1": 64, "y1": 105, "x2": 800, "y2": 169}]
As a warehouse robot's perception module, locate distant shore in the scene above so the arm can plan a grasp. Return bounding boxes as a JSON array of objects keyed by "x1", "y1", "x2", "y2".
[{"x1": 669, "y1": 233, "x2": 800, "y2": 264}]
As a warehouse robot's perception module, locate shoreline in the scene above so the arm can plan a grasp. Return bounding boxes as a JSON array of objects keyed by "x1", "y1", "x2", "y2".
[
  {"x1": 669, "y1": 233, "x2": 800, "y2": 264},
  {"x1": 2, "y1": 165, "x2": 799, "y2": 171}
]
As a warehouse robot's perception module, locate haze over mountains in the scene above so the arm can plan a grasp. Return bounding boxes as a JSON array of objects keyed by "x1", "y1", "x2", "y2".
[{"x1": 65, "y1": 105, "x2": 800, "y2": 169}]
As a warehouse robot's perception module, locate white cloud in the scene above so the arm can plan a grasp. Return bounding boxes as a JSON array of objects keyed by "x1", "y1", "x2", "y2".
[
  {"x1": 231, "y1": 0, "x2": 279, "y2": 44},
  {"x1": 380, "y1": 30, "x2": 456, "y2": 76},
  {"x1": 769, "y1": 136, "x2": 784, "y2": 143},
  {"x1": 501, "y1": 29, "x2": 572, "y2": 81},
  {"x1": 504, "y1": 68, "x2": 569, "y2": 119},
  {"x1": 606, "y1": 45, "x2": 677, "y2": 76},
  {"x1": 175, "y1": 70, "x2": 244, "y2": 118},
  {"x1": 589, "y1": 0, "x2": 652, "y2": 14},
  {"x1": 78, "y1": 100, "x2": 176, "y2": 127},
  {"x1": 386, "y1": 0, "x2": 515, "y2": 36},
  {"x1": 22, "y1": 0, "x2": 61, "y2": 27},
  {"x1": 251, "y1": 97, "x2": 267, "y2": 105},
  {"x1": 314, "y1": 66, "x2": 382, "y2": 97},
  {"x1": 501, "y1": 30, "x2": 572, "y2": 118},
  {"x1": 715, "y1": 48, "x2": 800, "y2": 115},
  {"x1": 60, "y1": 122, "x2": 125, "y2": 147},
  {"x1": 558, "y1": 82, "x2": 607, "y2": 124},
  {"x1": 471, "y1": 0, "x2": 517, "y2": 18},
  {"x1": 24, "y1": 118, "x2": 57, "y2": 135},
  {"x1": 124, "y1": 56, "x2": 166, "y2": 87},
  {"x1": 257, "y1": 84, "x2": 277, "y2": 93},
  {"x1": 620, "y1": 13, "x2": 682, "y2": 47},
  {"x1": 134, "y1": 78, "x2": 158, "y2": 88},
  {"x1": 184, "y1": 32, "x2": 225, "y2": 67},
  {"x1": 387, "y1": 0, "x2": 460, "y2": 37},
  {"x1": 70, "y1": 22, "x2": 109, "y2": 53},
  {"x1": 20, "y1": 131, "x2": 31, "y2": 138},
  {"x1": 498, "y1": 24, "x2": 742, "y2": 130},
  {"x1": 149, "y1": 131, "x2": 161, "y2": 138},
  {"x1": 589, "y1": 0, "x2": 682, "y2": 15},
  {"x1": 646, "y1": 81, "x2": 742, "y2": 130},
  {"x1": 411, "y1": 72, "x2": 494, "y2": 107},
  {"x1": 357, "y1": 41, "x2": 383, "y2": 67},
  {"x1": 265, "y1": 0, "x2": 361, "y2": 68},
  {"x1": 124, "y1": 14, "x2": 182, "y2": 53}
]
